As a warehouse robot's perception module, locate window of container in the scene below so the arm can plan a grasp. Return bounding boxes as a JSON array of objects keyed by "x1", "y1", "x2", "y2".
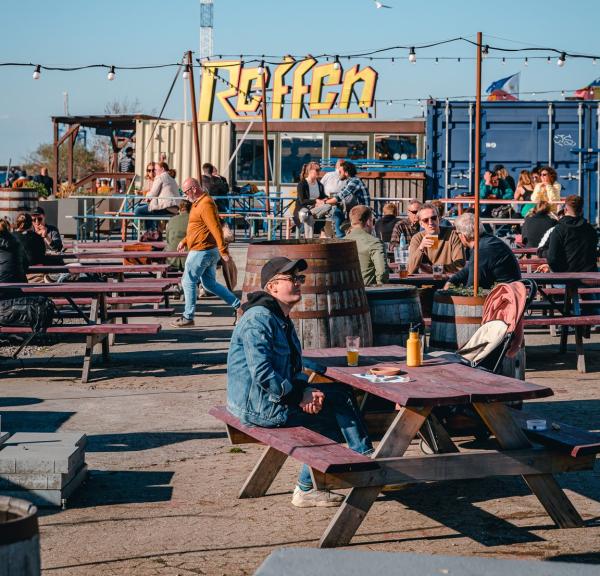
[
  {"x1": 328, "y1": 136, "x2": 369, "y2": 160},
  {"x1": 235, "y1": 135, "x2": 274, "y2": 183},
  {"x1": 280, "y1": 134, "x2": 324, "y2": 184},
  {"x1": 374, "y1": 134, "x2": 418, "y2": 160}
]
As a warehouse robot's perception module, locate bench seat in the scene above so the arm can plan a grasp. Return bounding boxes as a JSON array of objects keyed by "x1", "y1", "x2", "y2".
[
  {"x1": 53, "y1": 296, "x2": 164, "y2": 306},
  {"x1": 209, "y1": 405, "x2": 378, "y2": 474},
  {"x1": 509, "y1": 409, "x2": 600, "y2": 458},
  {"x1": 524, "y1": 315, "x2": 600, "y2": 327},
  {"x1": 0, "y1": 323, "x2": 161, "y2": 335},
  {"x1": 107, "y1": 307, "x2": 174, "y2": 318}
]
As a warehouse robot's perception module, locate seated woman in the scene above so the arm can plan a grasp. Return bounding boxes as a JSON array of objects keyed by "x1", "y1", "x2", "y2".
[
  {"x1": 521, "y1": 201, "x2": 557, "y2": 248},
  {"x1": 479, "y1": 170, "x2": 513, "y2": 216},
  {"x1": 293, "y1": 162, "x2": 327, "y2": 238},
  {"x1": 134, "y1": 161, "x2": 181, "y2": 230},
  {"x1": 375, "y1": 202, "x2": 401, "y2": 243},
  {"x1": 529, "y1": 166, "x2": 561, "y2": 215},
  {"x1": 513, "y1": 169, "x2": 535, "y2": 217},
  {"x1": 13, "y1": 212, "x2": 45, "y2": 267},
  {"x1": 0, "y1": 219, "x2": 27, "y2": 283}
]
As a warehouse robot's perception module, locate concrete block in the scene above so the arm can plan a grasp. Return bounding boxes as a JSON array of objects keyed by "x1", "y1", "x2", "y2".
[
  {"x1": 0, "y1": 473, "x2": 49, "y2": 490},
  {"x1": 0, "y1": 432, "x2": 10, "y2": 446},
  {"x1": 0, "y1": 452, "x2": 16, "y2": 473},
  {"x1": 0, "y1": 445, "x2": 84, "y2": 474},
  {"x1": 5, "y1": 432, "x2": 87, "y2": 450}
]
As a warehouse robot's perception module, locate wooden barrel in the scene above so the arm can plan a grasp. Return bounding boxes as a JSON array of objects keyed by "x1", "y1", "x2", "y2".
[
  {"x1": 366, "y1": 285, "x2": 423, "y2": 346},
  {"x1": 0, "y1": 496, "x2": 40, "y2": 575},
  {"x1": 429, "y1": 291, "x2": 526, "y2": 380},
  {"x1": 429, "y1": 293, "x2": 485, "y2": 351},
  {"x1": 242, "y1": 239, "x2": 372, "y2": 349},
  {"x1": 0, "y1": 188, "x2": 39, "y2": 225}
]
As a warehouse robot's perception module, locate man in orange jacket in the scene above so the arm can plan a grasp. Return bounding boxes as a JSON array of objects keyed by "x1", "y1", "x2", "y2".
[{"x1": 171, "y1": 178, "x2": 240, "y2": 327}]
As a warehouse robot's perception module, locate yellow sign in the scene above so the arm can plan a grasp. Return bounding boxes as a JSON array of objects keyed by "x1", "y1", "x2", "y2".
[{"x1": 198, "y1": 58, "x2": 378, "y2": 121}]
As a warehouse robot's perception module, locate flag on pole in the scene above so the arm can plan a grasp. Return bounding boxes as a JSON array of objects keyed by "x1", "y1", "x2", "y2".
[
  {"x1": 574, "y1": 77, "x2": 600, "y2": 100},
  {"x1": 486, "y1": 73, "x2": 520, "y2": 101}
]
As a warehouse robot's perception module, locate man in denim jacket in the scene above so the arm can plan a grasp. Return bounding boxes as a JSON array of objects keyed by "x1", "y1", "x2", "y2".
[{"x1": 227, "y1": 256, "x2": 373, "y2": 508}]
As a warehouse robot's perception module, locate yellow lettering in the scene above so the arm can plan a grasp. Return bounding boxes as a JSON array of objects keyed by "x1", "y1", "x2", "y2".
[
  {"x1": 235, "y1": 66, "x2": 267, "y2": 118},
  {"x1": 199, "y1": 60, "x2": 243, "y2": 121},
  {"x1": 290, "y1": 57, "x2": 316, "y2": 119},
  {"x1": 309, "y1": 63, "x2": 341, "y2": 112},
  {"x1": 272, "y1": 56, "x2": 295, "y2": 120},
  {"x1": 339, "y1": 65, "x2": 378, "y2": 110}
]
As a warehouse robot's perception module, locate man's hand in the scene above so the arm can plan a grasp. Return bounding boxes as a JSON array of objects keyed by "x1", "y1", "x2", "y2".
[
  {"x1": 535, "y1": 264, "x2": 550, "y2": 273},
  {"x1": 34, "y1": 224, "x2": 47, "y2": 238},
  {"x1": 315, "y1": 198, "x2": 325, "y2": 206},
  {"x1": 419, "y1": 236, "x2": 435, "y2": 251},
  {"x1": 443, "y1": 281, "x2": 451, "y2": 290},
  {"x1": 176, "y1": 241, "x2": 187, "y2": 252},
  {"x1": 299, "y1": 388, "x2": 325, "y2": 414},
  {"x1": 484, "y1": 171, "x2": 492, "y2": 185}
]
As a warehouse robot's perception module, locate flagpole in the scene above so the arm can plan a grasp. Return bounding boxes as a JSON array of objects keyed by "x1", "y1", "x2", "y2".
[{"x1": 474, "y1": 32, "x2": 482, "y2": 295}]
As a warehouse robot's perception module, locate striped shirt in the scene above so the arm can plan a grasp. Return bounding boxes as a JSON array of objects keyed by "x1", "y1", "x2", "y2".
[
  {"x1": 389, "y1": 218, "x2": 421, "y2": 249},
  {"x1": 335, "y1": 176, "x2": 370, "y2": 208}
]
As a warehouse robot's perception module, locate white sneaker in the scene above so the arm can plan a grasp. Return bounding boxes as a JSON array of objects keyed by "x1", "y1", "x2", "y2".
[{"x1": 291, "y1": 486, "x2": 344, "y2": 508}]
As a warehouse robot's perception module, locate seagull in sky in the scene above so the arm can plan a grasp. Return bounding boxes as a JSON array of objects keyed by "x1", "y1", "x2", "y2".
[{"x1": 374, "y1": 1, "x2": 393, "y2": 8}]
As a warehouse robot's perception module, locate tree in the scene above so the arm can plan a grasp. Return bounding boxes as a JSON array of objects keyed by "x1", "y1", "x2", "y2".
[
  {"x1": 104, "y1": 97, "x2": 143, "y2": 115},
  {"x1": 24, "y1": 142, "x2": 104, "y2": 183}
]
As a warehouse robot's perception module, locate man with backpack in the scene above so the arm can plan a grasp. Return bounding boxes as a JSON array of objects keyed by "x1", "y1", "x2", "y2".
[{"x1": 315, "y1": 161, "x2": 370, "y2": 238}]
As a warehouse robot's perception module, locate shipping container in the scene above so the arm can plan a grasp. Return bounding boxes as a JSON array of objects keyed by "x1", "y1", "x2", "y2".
[{"x1": 426, "y1": 100, "x2": 600, "y2": 224}]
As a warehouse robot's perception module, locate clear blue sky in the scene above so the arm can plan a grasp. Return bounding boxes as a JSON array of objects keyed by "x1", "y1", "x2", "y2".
[{"x1": 1, "y1": 0, "x2": 599, "y2": 163}]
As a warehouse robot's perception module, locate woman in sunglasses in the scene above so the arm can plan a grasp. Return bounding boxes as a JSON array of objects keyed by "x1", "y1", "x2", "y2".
[{"x1": 531, "y1": 166, "x2": 561, "y2": 214}]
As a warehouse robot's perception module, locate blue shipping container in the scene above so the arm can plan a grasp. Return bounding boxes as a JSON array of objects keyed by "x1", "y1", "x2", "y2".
[{"x1": 426, "y1": 100, "x2": 600, "y2": 224}]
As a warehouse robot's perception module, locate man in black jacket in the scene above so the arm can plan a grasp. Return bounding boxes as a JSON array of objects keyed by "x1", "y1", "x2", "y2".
[
  {"x1": 445, "y1": 212, "x2": 521, "y2": 289},
  {"x1": 547, "y1": 195, "x2": 597, "y2": 273}
]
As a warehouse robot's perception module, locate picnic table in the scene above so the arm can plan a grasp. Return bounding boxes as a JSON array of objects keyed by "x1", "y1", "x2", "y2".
[
  {"x1": 28, "y1": 264, "x2": 169, "y2": 278},
  {"x1": 61, "y1": 250, "x2": 183, "y2": 261},
  {"x1": 300, "y1": 345, "x2": 591, "y2": 547},
  {"x1": 0, "y1": 280, "x2": 176, "y2": 382}
]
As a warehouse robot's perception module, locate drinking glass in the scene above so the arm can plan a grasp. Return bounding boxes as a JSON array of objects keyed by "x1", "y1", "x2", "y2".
[
  {"x1": 432, "y1": 263, "x2": 444, "y2": 280},
  {"x1": 346, "y1": 336, "x2": 360, "y2": 367}
]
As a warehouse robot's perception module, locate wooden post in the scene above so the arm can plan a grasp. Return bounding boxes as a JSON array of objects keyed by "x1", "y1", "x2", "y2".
[
  {"x1": 261, "y1": 67, "x2": 271, "y2": 216},
  {"x1": 187, "y1": 51, "x2": 202, "y2": 181},
  {"x1": 53, "y1": 120, "x2": 59, "y2": 196},
  {"x1": 473, "y1": 32, "x2": 483, "y2": 295}
]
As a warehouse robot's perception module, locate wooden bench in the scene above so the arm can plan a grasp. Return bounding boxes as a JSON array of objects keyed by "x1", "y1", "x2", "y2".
[
  {"x1": 0, "y1": 323, "x2": 161, "y2": 383},
  {"x1": 524, "y1": 315, "x2": 600, "y2": 373},
  {"x1": 52, "y1": 296, "x2": 164, "y2": 306},
  {"x1": 509, "y1": 408, "x2": 600, "y2": 458},
  {"x1": 209, "y1": 406, "x2": 379, "y2": 499}
]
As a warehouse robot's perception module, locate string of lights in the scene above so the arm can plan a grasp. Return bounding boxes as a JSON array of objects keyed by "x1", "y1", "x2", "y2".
[{"x1": 2, "y1": 35, "x2": 600, "y2": 80}]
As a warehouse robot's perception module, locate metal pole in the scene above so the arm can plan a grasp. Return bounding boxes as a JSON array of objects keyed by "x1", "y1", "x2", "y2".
[
  {"x1": 261, "y1": 69, "x2": 271, "y2": 215},
  {"x1": 473, "y1": 32, "x2": 483, "y2": 295},
  {"x1": 53, "y1": 121, "x2": 59, "y2": 196},
  {"x1": 187, "y1": 51, "x2": 202, "y2": 181}
]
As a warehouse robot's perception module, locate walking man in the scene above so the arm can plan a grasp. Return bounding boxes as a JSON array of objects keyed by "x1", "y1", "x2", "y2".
[{"x1": 172, "y1": 178, "x2": 240, "y2": 327}]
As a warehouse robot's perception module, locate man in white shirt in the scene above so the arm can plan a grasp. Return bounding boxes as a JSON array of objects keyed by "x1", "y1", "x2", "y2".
[{"x1": 320, "y1": 159, "x2": 345, "y2": 197}]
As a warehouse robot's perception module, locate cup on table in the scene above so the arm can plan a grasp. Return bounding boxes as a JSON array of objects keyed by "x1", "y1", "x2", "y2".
[
  {"x1": 432, "y1": 264, "x2": 444, "y2": 280},
  {"x1": 397, "y1": 262, "x2": 408, "y2": 278},
  {"x1": 346, "y1": 336, "x2": 360, "y2": 367},
  {"x1": 427, "y1": 234, "x2": 439, "y2": 249}
]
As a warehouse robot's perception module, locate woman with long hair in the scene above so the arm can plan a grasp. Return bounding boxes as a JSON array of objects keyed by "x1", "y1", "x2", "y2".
[
  {"x1": 531, "y1": 166, "x2": 561, "y2": 213},
  {"x1": 513, "y1": 170, "x2": 535, "y2": 216},
  {"x1": 293, "y1": 161, "x2": 327, "y2": 237},
  {"x1": 13, "y1": 212, "x2": 45, "y2": 267}
]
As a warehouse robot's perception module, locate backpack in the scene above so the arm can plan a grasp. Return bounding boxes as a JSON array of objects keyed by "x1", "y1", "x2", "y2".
[{"x1": 0, "y1": 295, "x2": 57, "y2": 334}]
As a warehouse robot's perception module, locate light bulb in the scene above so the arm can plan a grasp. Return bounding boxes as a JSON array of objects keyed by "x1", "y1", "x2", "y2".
[
  {"x1": 257, "y1": 61, "x2": 265, "y2": 75},
  {"x1": 182, "y1": 65, "x2": 190, "y2": 80},
  {"x1": 107, "y1": 66, "x2": 116, "y2": 81},
  {"x1": 482, "y1": 45, "x2": 489, "y2": 58},
  {"x1": 557, "y1": 52, "x2": 566, "y2": 67},
  {"x1": 593, "y1": 58, "x2": 597, "y2": 65},
  {"x1": 435, "y1": 57, "x2": 439, "y2": 64},
  {"x1": 387, "y1": 100, "x2": 392, "y2": 106},
  {"x1": 32, "y1": 65, "x2": 41, "y2": 80},
  {"x1": 333, "y1": 57, "x2": 340, "y2": 71},
  {"x1": 502, "y1": 57, "x2": 506, "y2": 65},
  {"x1": 524, "y1": 57, "x2": 529, "y2": 66},
  {"x1": 547, "y1": 57, "x2": 551, "y2": 64},
  {"x1": 408, "y1": 47, "x2": 416, "y2": 64}
]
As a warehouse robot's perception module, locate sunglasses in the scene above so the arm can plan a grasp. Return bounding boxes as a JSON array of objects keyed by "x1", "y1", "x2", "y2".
[
  {"x1": 146, "y1": 167, "x2": 155, "y2": 172},
  {"x1": 541, "y1": 172, "x2": 549, "y2": 176},
  {"x1": 420, "y1": 216, "x2": 438, "y2": 223},
  {"x1": 32, "y1": 216, "x2": 43, "y2": 222},
  {"x1": 408, "y1": 209, "x2": 419, "y2": 215},
  {"x1": 274, "y1": 274, "x2": 306, "y2": 285}
]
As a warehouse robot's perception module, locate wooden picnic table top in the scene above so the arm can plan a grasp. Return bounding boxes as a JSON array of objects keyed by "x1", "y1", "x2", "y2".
[
  {"x1": 513, "y1": 247, "x2": 538, "y2": 255},
  {"x1": 28, "y1": 264, "x2": 169, "y2": 274},
  {"x1": 303, "y1": 345, "x2": 553, "y2": 407},
  {"x1": 388, "y1": 273, "x2": 445, "y2": 286},
  {"x1": 437, "y1": 197, "x2": 563, "y2": 204},
  {"x1": 62, "y1": 250, "x2": 183, "y2": 260},
  {"x1": 522, "y1": 272, "x2": 600, "y2": 286},
  {"x1": 63, "y1": 241, "x2": 166, "y2": 250},
  {"x1": 0, "y1": 280, "x2": 175, "y2": 294}
]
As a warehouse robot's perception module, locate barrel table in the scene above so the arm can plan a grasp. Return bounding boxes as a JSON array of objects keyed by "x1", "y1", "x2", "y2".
[
  {"x1": 0, "y1": 188, "x2": 39, "y2": 225},
  {"x1": 242, "y1": 239, "x2": 372, "y2": 349},
  {"x1": 366, "y1": 285, "x2": 423, "y2": 346},
  {"x1": 0, "y1": 496, "x2": 40, "y2": 575}
]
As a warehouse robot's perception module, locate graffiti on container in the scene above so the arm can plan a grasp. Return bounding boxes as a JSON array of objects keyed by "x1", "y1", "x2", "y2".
[
  {"x1": 553, "y1": 134, "x2": 576, "y2": 147},
  {"x1": 198, "y1": 58, "x2": 378, "y2": 121}
]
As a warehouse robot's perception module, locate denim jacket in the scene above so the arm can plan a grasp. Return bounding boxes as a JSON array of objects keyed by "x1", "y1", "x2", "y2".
[{"x1": 226, "y1": 292, "x2": 308, "y2": 427}]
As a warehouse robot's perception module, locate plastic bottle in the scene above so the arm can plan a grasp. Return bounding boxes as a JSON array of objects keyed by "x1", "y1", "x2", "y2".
[
  {"x1": 396, "y1": 233, "x2": 409, "y2": 266},
  {"x1": 406, "y1": 324, "x2": 422, "y2": 367}
]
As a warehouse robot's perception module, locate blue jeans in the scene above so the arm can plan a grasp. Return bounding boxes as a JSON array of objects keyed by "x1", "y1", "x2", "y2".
[
  {"x1": 332, "y1": 206, "x2": 346, "y2": 238},
  {"x1": 134, "y1": 203, "x2": 172, "y2": 230},
  {"x1": 284, "y1": 383, "x2": 373, "y2": 491},
  {"x1": 181, "y1": 248, "x2": 240, "y2": 320}
]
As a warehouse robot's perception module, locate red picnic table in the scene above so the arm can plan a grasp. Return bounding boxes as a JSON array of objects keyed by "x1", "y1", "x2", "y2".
[
  {"x1": 301, "y1": 345, "x2": 591, "y2": 548},
  {"x1": 61, "y1": 250, "x2": 183, "y2": 261},
  {"x1": 0, "y1": 280, "x2": 177, "y2": 382},
  {"x1": 28, "y1": 264, "x2": 170, "y2": 278}
]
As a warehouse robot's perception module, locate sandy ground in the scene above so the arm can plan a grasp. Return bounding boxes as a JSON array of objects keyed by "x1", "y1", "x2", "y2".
[{"x1": 1, "y1": 257, "x2": 599, "y2": 575}]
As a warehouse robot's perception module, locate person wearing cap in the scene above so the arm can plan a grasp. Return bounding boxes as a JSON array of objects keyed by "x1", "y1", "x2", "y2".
[
  {"x1": 227, "y1": 256, "x2": 373, "y2": 508},
  {"x1": 31, "y1": 206, "x2": 63, "y2": 253},
  {"x1": 171, "y1": 177, "x2": 239, "y2": 327},
  {"x1": 346, "y1": 205, "x2": 389, "y2": 286}
]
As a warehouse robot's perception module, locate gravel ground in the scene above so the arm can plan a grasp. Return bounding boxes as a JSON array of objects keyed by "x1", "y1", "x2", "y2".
[{"x1": 1, "y1": 261, "x2": 599, "y2": 575}]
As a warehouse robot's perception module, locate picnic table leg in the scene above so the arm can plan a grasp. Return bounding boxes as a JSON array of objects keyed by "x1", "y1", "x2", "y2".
[
  {"x1": 575, "y1": 326, "x2": 586, "y2": 373},
  {"x1": 82, "y1": 334, "x2": 99, "y2": 384},
  {"x1": 559, "y1": 286, "x2": 574, "y2": 353},
  {"x1": 319, "y1": 406, "x2": 431, "y2": 548},
  {"x1": 473, "y1": 402, "x2": 583, "y2": 528},
  {"x1": 239, "y1": 446, "x2": 288, "y2": 499}
]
